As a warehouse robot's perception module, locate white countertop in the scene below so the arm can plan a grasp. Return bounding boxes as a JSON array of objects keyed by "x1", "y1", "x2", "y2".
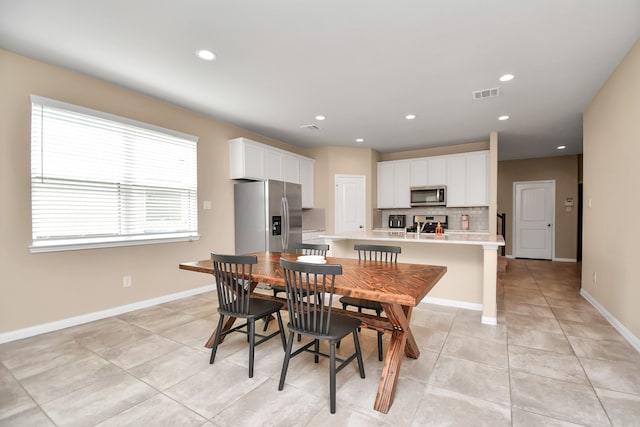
[{"x1": 319, "y1": 230, "x2": 505, "y2": 247}]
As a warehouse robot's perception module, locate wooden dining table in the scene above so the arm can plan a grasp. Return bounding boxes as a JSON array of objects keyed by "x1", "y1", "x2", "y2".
[{"x1": 179, "y1": 251, "x2": 446, "y2": 414}]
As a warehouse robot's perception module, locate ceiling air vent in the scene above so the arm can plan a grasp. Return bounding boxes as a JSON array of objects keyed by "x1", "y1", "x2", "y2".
[
  {"x1": 472, "y1": 87, "x2": 500, "y2": 100},
  {"x1": 299, "y1": 124, "x2": 320, "y2": 130}
]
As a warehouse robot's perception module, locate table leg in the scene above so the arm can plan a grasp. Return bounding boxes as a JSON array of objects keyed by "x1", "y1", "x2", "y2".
[
  {"x1": 205, "y1": 316, "x2": 237, "y2": 348},
  {"x1": 374, "y1": 303, "x2": 418, "y2": 413}
]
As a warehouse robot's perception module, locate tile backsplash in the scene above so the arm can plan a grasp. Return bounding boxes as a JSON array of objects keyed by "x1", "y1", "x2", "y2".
[
  {"x1": 302, "y1": 208, "x2": 326, "y2": 231},
  {"x1": 376, "y1": 207, "x2": 489, "y2": 231}
]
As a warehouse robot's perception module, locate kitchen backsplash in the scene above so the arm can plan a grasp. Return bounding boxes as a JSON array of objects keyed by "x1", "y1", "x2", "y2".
[
  {"x1": 302, "y1": 208, "x2": 326, "y2": 231},
  {"x1": 376, "y1": 207, "x2": 489, "y2": 231}
]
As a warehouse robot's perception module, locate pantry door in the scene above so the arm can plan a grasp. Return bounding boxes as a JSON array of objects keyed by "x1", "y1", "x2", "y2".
[
  {"x1": 513, "y1": 180, "x2": 555, "y2": 260},
  {"x1": 335, "y1": 174, "x2": 366, "y2": 233}
]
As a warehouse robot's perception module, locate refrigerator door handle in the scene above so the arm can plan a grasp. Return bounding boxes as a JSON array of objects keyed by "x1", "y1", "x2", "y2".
[{"x1": 281, "y1": 196, "x2": 288, "y2": 251}]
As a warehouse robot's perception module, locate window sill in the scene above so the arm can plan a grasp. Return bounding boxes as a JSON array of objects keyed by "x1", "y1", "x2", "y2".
[{"x1": 30, "y1": 233, "x2": 200, "y2": 253}]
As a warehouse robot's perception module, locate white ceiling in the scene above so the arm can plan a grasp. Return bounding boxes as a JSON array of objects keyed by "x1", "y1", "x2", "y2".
[{"x1": 1, "y1": 1, "x2": 639, "y2": 160}]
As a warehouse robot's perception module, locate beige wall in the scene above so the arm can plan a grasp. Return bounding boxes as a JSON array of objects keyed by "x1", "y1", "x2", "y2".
[
  {"x1": 0, "y1": 50, "x2": 304, "y2": 333},
  {"x1": 380, "y1": 141, "x2": 489, "y2": 161},
  {"x1": 497, "y1": 155, "x2": 579, "y2": 259},
  {"x1": 306, "y1": 146, "x2": 379, "y2": 233},
  {"x1": 583, "y1": 40, "x2": 640, "y2": 340}
]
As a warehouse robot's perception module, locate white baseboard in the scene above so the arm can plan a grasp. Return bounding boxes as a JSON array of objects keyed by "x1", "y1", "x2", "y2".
[
  {"x1": 505, "y1": 255, "x2": 577, "y2": 263},
  {"x1": 580, "y1": 288, "x2": 640, "y2": 352},
  {"x1": 481, "y1": 316, "x2": 498, "y2": 325},
  {"x1": 0, "y1": 284, "x2": 215, "y2": 345},
  {"x1": 422, "y1": 297, "x2": 483, "y2": 312}
]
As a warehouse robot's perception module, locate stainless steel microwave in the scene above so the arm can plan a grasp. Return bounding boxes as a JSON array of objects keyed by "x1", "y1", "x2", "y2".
[{"x1": 410, "y1": 186, "x2": 446, "y2": 207}]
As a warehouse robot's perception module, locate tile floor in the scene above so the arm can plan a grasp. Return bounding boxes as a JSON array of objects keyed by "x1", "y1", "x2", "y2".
[{"x1": 1, "y1": 259, "x2": 640, "y2": 426}]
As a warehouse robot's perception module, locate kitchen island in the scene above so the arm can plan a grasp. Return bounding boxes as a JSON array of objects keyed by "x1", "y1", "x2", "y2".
[{"x1": 319, "y1": 230, "x2": 505, "y2": 325}]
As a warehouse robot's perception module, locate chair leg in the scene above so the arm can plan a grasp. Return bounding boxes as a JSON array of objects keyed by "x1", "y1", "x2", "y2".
[
  {"x1": 278, "y1": 330, "x2": 296, "y2": 390},
  {"x1": 275, "y1": 311, "x2": 287, "y2": 350},
  {"x1": 248, "y1": 319, "x2": 255, "y2": 378},
  {"x1": 353, "y1": 331, "x2": 365, "y2": 379},
  {"x1": 329, "y1": 341, "x2": 337, "y2": 414},
  {"x1": 209, "y1": 314, "x2": 225, "y2": 364},
  {"x1": 262, "y1": 315, "x2": 271, "y2": 331},
  {"x1": 314, "y1": 339, "x2": 320, "y2": 363}
]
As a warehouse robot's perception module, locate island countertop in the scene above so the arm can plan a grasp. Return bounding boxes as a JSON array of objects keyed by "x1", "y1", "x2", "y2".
[{"x1": 319, "y1": 230, "x2": 505, "y2": 247}]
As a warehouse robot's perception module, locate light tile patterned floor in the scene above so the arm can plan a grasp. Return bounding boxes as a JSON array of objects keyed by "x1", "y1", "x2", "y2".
[{"x1": 1, "y1": 259, "x2": 639, "y2": 426}]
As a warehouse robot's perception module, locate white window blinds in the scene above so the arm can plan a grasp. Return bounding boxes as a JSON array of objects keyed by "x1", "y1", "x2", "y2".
[{"x1": 30, "y1": 95, "x2": 199, "y2": 252}]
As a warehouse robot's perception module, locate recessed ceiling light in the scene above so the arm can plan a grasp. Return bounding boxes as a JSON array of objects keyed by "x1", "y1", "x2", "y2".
[
  {"x1": 196, "y1": 49, "x2": 216, "y2": 61},
  {"x1": 498, "y1": 115, "x2": 510, "y2": 121},
  {"x1": 557, "y1": 145, "x2": 566, "y2": 150},
  {"x1": 499, "y1": 74, "x2": 514, "y2": 82},
  {"x1": 405, "y1": 114, "x2": 416, "y2": 120},
  {"x1": 356, "y1": 138, "x2": 364, "y2": 143},
  {"x1": 315, "y1": 115, "x2": 326, "y2": 121}
]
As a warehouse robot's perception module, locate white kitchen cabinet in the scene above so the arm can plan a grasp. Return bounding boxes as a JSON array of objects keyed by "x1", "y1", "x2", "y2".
[
  {"x1": 446, "y1": 151, "x2": 489, "y2": 207},
  {"x1": 299, "y1": 157, "x2": 315, "y2": 208},
  {"x1": 377, "y1": 161, "x2": 410, "y2": 208},
  {"x1": 377, "y1": 162, "x2": 395, "y2": 208},
  {"x1": 446, "y1": 155, "x2": 467, "y2": 206},
  {"x1": 410, "y1": 159, "x2": 428, "y2": 187},
  {"x1": 464, "y1": 151, "x2": 489, "y2": 206},
  {"x1": 427, "y1": 156, "x2": 447, "y2": 186},
  {"x1": 229, "y1": 138, "x2": 265, "y2": 180},
  {"x1": 410, "y1": 156, "x2": 447, "y2": 187},
  {"x1": 282, "y1": 154, "x2": 299, "y2": 184},
  {"x1": 264, "y1": 149, "x2": 282, "y2": 180},
  {"x1": 229, "y1": 137, "x2": 315, "y2": 207}
]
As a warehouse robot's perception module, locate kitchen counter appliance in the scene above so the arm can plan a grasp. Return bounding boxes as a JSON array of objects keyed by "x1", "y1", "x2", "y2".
[
  {"x1": 388, "y1": 214, "x2": 406, "y2": 229},
  {"x1": 410, "y1": 186, "x2": 446, "y2": 207},
  {"x1": 406, "y1": 215, "x2": 448, "y2": 233}
]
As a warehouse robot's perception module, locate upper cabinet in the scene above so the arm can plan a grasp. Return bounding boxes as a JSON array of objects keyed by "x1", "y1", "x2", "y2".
[
  {"x1": 229, "y1": 137, "x2": 315, "y2": 208},
  {"x1": 377, "y1": 161, "x2": 410, "y2": 208},
  {"x1": 410, "y1": 156, "x2": 447, "y2": 187},
  {"x1": 446, "y1": 151, "x2": 489, "y2": 207},
  {"x1": 378, "y1": 150, "x2": 489, "y2": 209}
]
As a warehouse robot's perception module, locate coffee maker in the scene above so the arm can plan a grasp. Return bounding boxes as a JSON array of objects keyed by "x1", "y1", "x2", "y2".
[{"x1": 388, "y1": 214, "x2": 406, "y2": 229}]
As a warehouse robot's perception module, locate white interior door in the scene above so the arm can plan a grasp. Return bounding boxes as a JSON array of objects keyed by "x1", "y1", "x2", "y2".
[
  {"x1": 335, "y1": 174, "x2": 366, "y2": 233},
  {"x1": 513, "y1": 180, "x2": 555, "y2": 259}
]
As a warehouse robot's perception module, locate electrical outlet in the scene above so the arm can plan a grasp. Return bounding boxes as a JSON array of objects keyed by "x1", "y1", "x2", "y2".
[{"x1": 123, "y1": 275, "x2": 132, "y2": 288}]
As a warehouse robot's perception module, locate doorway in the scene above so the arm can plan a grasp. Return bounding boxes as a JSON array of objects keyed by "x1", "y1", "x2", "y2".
[
  {"x1": 335, "y1": 174, "x2": 366, "y2": 233},
  {"x1": 513, "y1": 180, "x2": 555, "y2": 260}
]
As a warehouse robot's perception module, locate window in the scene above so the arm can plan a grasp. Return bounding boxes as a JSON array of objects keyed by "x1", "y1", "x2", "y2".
[{"x1": 30, "y1": 95, "x2": 198, "y2": 252}]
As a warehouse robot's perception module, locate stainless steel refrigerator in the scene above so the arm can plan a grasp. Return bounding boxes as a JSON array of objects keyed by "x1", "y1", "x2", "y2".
[{"x1": 234, "y1": 180, "x2": 302, "y2": 255}]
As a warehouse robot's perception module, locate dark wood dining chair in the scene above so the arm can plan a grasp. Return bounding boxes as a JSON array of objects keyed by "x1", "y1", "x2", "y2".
[
  {"x1": 278, "y1": 258, "x2": 365, "y2": 414},
  {"x1": 339, "y1": 244, "x2": 401, "y2": 361},
  {"x1": 264, "y1": 242, "x2": 329, "y2": 337},
  {"x1": 210, "y1": 253, "x2": 287, "y2": 378},
  {"x1": 269, "y1": 242, "x2": 330, "y2": 298}
]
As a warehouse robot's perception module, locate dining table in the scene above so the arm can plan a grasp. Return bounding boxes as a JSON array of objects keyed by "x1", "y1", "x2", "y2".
[{"x1": 179, "y1": 251, "x2": 447, "y2": 414}]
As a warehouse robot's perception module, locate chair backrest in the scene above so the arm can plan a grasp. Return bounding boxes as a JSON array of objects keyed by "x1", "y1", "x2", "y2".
[
  {"x1": 211, "y1": 253, "x2": 257, "y2": 315},
  {"x1": 280, "y1": 258, "x2": 342, "y2": 335},
  {"x1": 354, "y1": 244, "x2": 400, "y2": 262},
  {"x1": 293, "y1": 242, "x2": 330, "y2": 256}
]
